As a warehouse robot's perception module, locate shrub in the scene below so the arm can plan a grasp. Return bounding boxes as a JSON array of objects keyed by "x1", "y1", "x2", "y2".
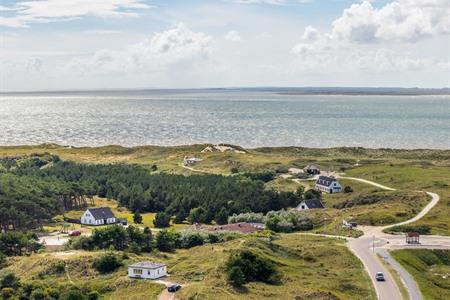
[
  {"x1": 343, "y1": 186, "x2": 353, "y2": 193},
  {"x1": 0, "y1": 273, "x2": 20, "y2": 290},
  {"x1": 388, "y1": 225, "x2": 431, "y2": 234},
  {"x1": 93, "y1": 254, "x2": 122, "y2": 273},
  {"x1": 156, "y1": 230, "x2": 180, "y2": 252},
  {"x1": 228, "y1": 266, "x2": 246, "y2": 287},
  {"x1": 265, "y1": 210, "x2": 313, "y2": 232},
  {"x1": 1, "y1": 287, "x2": 15, "y2": 299},
  {"x1": 225, "y1": 250, "x2": 282, "y2": 285},
  {"x1": 87, "y1": 291, "x2": 100, "y2": 300},
  {"x1": 60, "y1": 289, "x2": 87, "y2": 300},
  {"x1": 228, "y1": 212, "x2": 265, "y2": 224}
]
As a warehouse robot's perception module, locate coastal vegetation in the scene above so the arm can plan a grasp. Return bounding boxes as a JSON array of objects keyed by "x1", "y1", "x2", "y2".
[{"x1": 391, "y1": 249, "x2": 450, "y2": 300}]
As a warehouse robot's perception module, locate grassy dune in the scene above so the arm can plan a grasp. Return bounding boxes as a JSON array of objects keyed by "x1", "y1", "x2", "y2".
[
  {"x1": 391, "y1": 249, "x2": 450, "y2": 300},
  {"x1": 0, "y1": 234, "x2": 374, "y2": 300}
]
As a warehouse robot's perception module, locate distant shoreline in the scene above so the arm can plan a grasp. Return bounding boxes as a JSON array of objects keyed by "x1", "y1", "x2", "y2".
[{"x1": 1, "y1": 87, "x2": 449, "y2": 96}]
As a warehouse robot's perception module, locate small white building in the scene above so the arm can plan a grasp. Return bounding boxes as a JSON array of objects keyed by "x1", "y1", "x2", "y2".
[
  {"x1": 183, "y1": 156, "x2": 203, "y2": 166},
  {"x1": 80, "y1": 207, "x2": 116, "y2": 226},
  {"x1": 315, "y1": 175, "x2": 342, "y2": 193},
  {"x1": 296, "y1": 199, "x2": 325, "y2": 210},
  {"x1": 128, "y1": 262, "x2": 167, "y2": 279}
]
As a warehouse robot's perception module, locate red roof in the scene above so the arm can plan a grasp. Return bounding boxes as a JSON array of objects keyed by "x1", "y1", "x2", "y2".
[
  {"x1": 407, "y1": 232, "x2": 420, "y2": 237},
  {"x1": 192, "y1": 222, "x2": 264, "y2": 234}
]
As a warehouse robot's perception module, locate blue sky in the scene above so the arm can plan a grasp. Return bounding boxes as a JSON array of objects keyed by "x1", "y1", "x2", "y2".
[{"x1": 1, "y1": 0, "x2": 449, "y2": 91}]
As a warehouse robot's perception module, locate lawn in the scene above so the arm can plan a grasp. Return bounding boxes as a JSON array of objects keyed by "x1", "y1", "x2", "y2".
[
  {"x1": 391, "y1": 249, "x2": 450, "y2": 300},
  {"x1": 54, "y1": 197, "x2": 187, "y2": 231}
]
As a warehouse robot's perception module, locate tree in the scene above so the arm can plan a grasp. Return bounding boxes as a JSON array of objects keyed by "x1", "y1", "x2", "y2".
[
  {"x1": 142, "y1": 227, "x2": 153, "y2": 252},
  {"x1": 156, "y1": 230, "x2": 179, "y2": 252},
  {"x1": 228, "y1": 266, "x2": 246, "y2": 287},
  {"x1": 187, "y1": 207, "x2": 206, "y2": 224},
  {"x1": 215, "y1": 207, "x2": 229, "y2": 225},
  {"x1": 60, "y1": 289, "x2": 87, "y2": 300},
  {"x1": 133, "y1": 211, "x2": 143, "y2": 224},
  {"x1": 295, "y1": 186, "x2": 305, "y2": 199},
  {"x1": 153, "y1": 212, "x2": 170, "y2": 228},
  {"x1": 304, "y1": 189, "x2": 321, "y2": 200}
]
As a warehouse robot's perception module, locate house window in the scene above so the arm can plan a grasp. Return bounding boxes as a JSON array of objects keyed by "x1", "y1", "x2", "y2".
[
  {"x1": 301, "y1": 205, "x2": 305, "y2": 209},
  {"x1": 133, "y1": 269, "x2": 143, "y2": 275},
  {"x1": 148, "y1": 270, "x2": 151, "y2": 275}
]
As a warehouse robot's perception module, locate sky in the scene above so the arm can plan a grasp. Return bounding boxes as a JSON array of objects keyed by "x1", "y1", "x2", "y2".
[{"x1": 0, "y1": 0, "x2": 449, "y2": 91}]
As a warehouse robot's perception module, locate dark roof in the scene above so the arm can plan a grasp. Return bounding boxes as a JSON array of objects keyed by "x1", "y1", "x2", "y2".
[
  {"x1": 316, "y1": 175, "x2": 337, "y2": 187},
  {"x1": 303, "y1": 199, "x2": 325, "y2": 209},
  {"x1": 87, "y1": 207, "x2": 115, "y2": 220}
]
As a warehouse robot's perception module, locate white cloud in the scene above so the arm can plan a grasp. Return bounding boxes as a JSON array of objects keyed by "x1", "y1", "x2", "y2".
[
  {"x1": 231, "y1": 0, "x2": 312, "y2": 4},
  {"x1": 292, "y1": 0, "x2": 450, "y2": 73},
  {"x1": 67, "y1": 23, "x2": 212, "y2": 75},
  {"x1": 332, "y1": 0, "x2": 450, "y2": 43},
  {"x1": 225, "y1": 30, "x2": 242, "y2": 41},
  {"x1": 0, "y1": 0, "x2": 152, "y2": 28}
]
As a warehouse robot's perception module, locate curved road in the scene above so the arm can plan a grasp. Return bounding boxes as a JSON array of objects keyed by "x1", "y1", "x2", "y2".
[{"x1": 343, "y1": 177, "x2": 444, "y2": 300}]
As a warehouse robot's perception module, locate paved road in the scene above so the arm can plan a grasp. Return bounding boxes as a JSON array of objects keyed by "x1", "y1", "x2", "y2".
[{"x1": 343, "y1": 177, "x2": 446, "y2": 300}]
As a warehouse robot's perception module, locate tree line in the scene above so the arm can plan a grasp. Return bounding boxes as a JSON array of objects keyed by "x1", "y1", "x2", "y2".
[{"x1": 1, "y1": 154, "x2": 302, "y2": 230}]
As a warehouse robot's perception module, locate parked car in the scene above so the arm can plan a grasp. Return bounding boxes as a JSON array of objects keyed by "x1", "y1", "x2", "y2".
[
  {"x1": 69, "y1": 230, "x2": 81, "y2": 236},
  {"x1": 375, "y1": 272, "x2": 385, "y2": 281},
  {"x1": 168, "y1": 284, "x2": 181, "y2": 293},
  {"x1": 349, "y1": 222, "x2": 357, "y2": 228}
]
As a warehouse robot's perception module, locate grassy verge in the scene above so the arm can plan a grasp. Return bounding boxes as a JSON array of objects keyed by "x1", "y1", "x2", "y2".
[{"x1": 391, "y1": 249, "x2": 450, "y2": 300}]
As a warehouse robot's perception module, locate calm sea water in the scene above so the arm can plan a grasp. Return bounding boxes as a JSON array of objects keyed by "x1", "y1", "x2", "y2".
[{"x1": 0, "y1": 90, "x2": 449, "y2": 149}]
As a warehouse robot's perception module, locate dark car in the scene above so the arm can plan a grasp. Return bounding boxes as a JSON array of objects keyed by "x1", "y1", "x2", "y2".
[
  {"x1": 69, "y1": 230, "x2": 81, "y2": 236},
  {"x1": 375, "y1": 272, "x2": 385, "y2": 281},
  {"x1": 168, "y1": 284, "x2": 181, "y2": 293}
]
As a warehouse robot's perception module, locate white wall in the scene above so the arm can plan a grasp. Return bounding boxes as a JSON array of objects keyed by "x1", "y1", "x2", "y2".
[{"x1": 128, "y1": 266, "x2": 167, "y2": 279}]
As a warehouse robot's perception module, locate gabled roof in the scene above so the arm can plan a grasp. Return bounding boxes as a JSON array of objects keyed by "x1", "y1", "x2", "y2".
[
  {"x1": 128, "y1": 261, "x2": 166, "y2": 269},
  {"x1": 316, "y1": 175, "x2": 337, "y2": 187},
  {"x1": 86, "y1": 207, "x2": 115, "y2": 220},
  {"x1": 303, "y1": 199, "x2": 325, "y2": 209}
]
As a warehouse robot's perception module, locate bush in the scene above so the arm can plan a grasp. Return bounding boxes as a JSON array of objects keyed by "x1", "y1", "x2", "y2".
[
  {"x1": 228, "y1": 266, "x2": 246, "y2": 287},
  {"x1": 0, "y1": 273, "x2": 20, "y2": 290},
  {"x1": 388, "y1": 225, "x2": 431, "y2": 234},
  {"x1": 343, "y1": 186, "x2": 353, "y2": 193},
  {"x1": 265, "y1": 210, "x2": 313, "y2": 232},
  {"x1": 60, "y1": 289, "x2": 87, "y2": 300},
  {"x1": 93, "y1": 254, "x2": 122, "y2": 273},
  {"x1": 87, "y1": 291, "x2": 100, "y2": 300},
  {"x1": 156, "y1": 230, "x2": 179, "y2": 252},
  {"x1": 228, "y1": 212, "x2": 265, "y2": 224},
  {"x1": 153, "y1": 212, "x2": 171, "y2": 228},
  {"x1": 225, "y1": 250, "x2": 282, "y2": 286},
  {"x1": 1, "y1": 287, "x2": 15, "y2": 299}
]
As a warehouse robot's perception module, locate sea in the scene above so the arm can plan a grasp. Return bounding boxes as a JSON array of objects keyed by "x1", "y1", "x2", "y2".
[{"x1": 0, "y1": 89, "x2": 449, "y2": 149}]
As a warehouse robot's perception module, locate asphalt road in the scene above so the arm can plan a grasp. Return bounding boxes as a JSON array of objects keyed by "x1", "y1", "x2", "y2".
[{"x1": 344, "y1": 177, "x2": 447, "y2": 300}]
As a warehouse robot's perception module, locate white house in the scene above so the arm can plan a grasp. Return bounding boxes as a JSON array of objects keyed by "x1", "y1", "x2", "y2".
[
  {"x1": 296, "y1": 199, "x2": 325, "y2": 210},
  {"x1": 80, "y1": 207, "x2": 116, "y2": 226},
  {"x1": 183, "y1": 156, "x2": 203, "y2": 166},
  {"x1": 315, "y1": 175, "x2": 342, "y2": 193},
  {"x1": 128, "y1": 262, "x2": 167, "y2": 279}
]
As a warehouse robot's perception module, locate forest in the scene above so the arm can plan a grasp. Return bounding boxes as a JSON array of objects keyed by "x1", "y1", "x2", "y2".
[{"x1": 0, "y1": 154, "x2": 301, "y2": 231}]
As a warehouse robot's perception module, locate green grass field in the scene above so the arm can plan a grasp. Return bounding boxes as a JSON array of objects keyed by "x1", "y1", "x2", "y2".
[{"x1": 391, "y1": 249, "x2": 450, "y2": 300}]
